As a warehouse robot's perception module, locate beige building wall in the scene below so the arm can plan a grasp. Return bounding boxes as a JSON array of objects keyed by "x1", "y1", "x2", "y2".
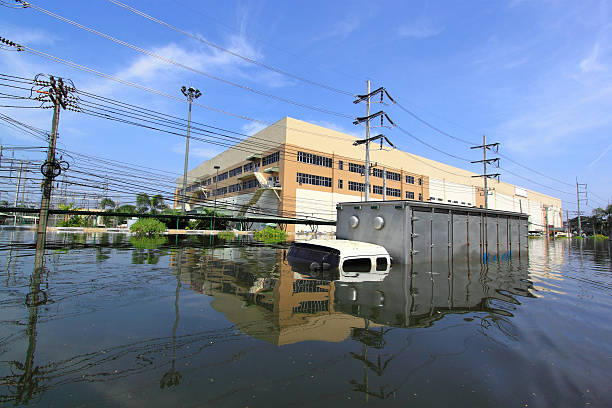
[{"x1": 177, "y1": 116, "x2": 563, "y2": 232}]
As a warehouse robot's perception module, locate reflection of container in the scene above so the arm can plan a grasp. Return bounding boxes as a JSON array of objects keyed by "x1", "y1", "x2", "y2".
[
  {"x1": 287, "y1": 239, "x2": 390, "y2": 278},
  {"x1": 336, "y1": 201, "x2": 528, "y2": 264}
]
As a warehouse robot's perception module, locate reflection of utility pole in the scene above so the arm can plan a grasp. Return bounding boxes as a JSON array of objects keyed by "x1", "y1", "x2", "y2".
[
  {"x1": 9, "y1": 257, "x2": 45, "y2": 404},
  {"x1": 161, "y1": 249, "x2": 182, "y2": 389}
]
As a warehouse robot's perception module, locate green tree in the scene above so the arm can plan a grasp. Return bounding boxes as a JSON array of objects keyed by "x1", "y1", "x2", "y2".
[
  {"x1": 136, "y1": 193, "x2": 151, "y2": 214},
  {"x1": 150, "y1": 194, "x2": 168, "y2": 214},
  {"x1": 100, "y1": 197, "x2": 116, "y2": 210}
]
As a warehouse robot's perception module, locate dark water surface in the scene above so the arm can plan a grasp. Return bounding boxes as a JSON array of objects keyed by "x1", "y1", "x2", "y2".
[{"x1": 1, "y1": 230, "x2": 610, "y2": 407}]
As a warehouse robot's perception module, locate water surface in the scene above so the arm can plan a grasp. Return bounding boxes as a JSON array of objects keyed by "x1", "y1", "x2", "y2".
[{"x1": 1, "y1": 230, "x2": 610, "y2": 407}]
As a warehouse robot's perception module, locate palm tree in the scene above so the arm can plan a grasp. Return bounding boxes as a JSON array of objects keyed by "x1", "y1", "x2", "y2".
[
  {"x1": 150, "y1": 194, "x2": 168, "y2": 214},
  {"x1": 136, "y1": 193, "x2": 151, "y2": 214},
  {"x1": 100, "y1": 198, "x2": 116, "y2": 210}
]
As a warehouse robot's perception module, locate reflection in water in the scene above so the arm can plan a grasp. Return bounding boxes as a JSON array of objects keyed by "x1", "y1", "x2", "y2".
[
  {"x1": 171, "y1": 247, "x2": 534, "y2": 345},
  {"x1": 2, "y1": 232, "x2": 609, "y2": 407},
  {"x1": 3, "y1": 244, "x2": 46, "y2": 404}
]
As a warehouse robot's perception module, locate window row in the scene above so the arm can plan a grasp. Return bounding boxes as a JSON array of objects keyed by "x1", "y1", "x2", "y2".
[
  {"x1": 262, "y1": 151, "x2": 280, "y2": 166},
  {"x1": 296, "y1": 172, "x2": 332, "y2": 187},
  {"x1": 229, "y1": 166, "x2": 242, "y2": 178},
  {"x1": 428, "y1": 197, "x2": 472, "y2": 206},
  {"x1": 297, "y1": 151, "x2": 332, "y2": 168},
  {"x1": 213, "y1": 172, "x2": 228, "y2": 183},
  {"x1": 386, "y1": 187, "x2": 401, "y2": 197},
  {"x1": 348, "y1": 163, "x2": 365, "y2": 174}
]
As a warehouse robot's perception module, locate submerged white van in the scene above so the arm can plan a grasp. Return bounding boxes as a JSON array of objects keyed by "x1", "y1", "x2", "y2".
[{"x1": 287, "y1": 239, "x2": 391, "y2": 278}]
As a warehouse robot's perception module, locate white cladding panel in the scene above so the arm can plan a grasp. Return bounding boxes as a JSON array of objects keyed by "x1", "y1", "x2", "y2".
[
  {"x1": 294, "y1": 189, "x2": 355, "y2": 233},
  {"x1": 428, "y1": 178, "x2": 475, "y2": 206}
]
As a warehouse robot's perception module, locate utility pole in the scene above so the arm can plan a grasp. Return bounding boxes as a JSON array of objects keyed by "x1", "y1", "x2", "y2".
[
  {"x1": 470, "y1": 135, "x2": 500, "y2": 209},
  {"x1": 212, "y1": 165, "x2": 220, "y2": 230},
  {"x1": 364, "y1": 81, "x2": 371, "y2": 201},
  {"x1": 13, "y1": 161, "x2": 22, "y2": 226},
  {"x1": 382, "y1": 167, "x2": 387, "y2": 201},
  {"x1": 576, "y1": 178, "x2": 587, "y2": 236},
  {"x1": 353, "y1": 84, "x2": 395, "y2": 201},
  {"x1": 20, "y1": 163, "x2": 27, "y2": 207},
  {"x1": 180, "y1": 86, "x2": 202, "y2": 212},
  {"x1": 545, "y1": 205, "x2": 550, "y2": 240},
  {"x1": 35, "y1": 75, "x2": 71, "y2": 265}
]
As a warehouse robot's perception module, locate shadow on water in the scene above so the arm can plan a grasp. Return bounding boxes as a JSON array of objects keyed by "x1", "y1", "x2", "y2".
[{"x1": 0, "y1": 230, "x2": 609, "y2": 406}]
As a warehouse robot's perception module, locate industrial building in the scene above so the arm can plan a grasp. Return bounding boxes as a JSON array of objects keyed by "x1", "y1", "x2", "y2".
[{"x1": 175, "y1": 117, "x2": 563, "y2": 233}]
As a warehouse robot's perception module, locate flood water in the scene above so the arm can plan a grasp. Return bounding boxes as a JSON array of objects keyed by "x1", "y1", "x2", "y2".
[{"x1": 1, "y1": 230, "x2": 610, "y2": 407}]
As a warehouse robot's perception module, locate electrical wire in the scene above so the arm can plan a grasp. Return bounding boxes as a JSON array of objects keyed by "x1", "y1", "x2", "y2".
[
  {"x1": 19, "y1": 1, "x2": 354, "y2": 119},
  {"x1": 107, "y1": 0, "x2": 355, "y2": 97}
]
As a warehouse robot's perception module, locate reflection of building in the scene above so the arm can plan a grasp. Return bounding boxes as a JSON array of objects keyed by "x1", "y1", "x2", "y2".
[
  {"x1": 170, "y1": 246, "x2": 373, "y2": 345},
  {"x1": 176, "y1": 117, "x2": 563, "y2": 233},
  {"x1": 170, "y1": 246, "x2": 534, "y2": 346}
]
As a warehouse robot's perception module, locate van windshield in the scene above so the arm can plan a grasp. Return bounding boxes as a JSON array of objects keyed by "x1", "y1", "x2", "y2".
[{"x1": 287, "y1": 243, "x2": 341, "y2": 270}]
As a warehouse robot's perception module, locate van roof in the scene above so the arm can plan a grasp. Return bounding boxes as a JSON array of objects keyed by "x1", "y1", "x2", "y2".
[{"x1": 294, "y1": 239, "x2": 389, "y2": 257}]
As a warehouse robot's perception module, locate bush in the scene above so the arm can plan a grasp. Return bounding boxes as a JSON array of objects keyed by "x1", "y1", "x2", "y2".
[
  {"x1": 217, "y1": 230, "x2": 235, "y2": 241},
  {"x1": 130, "y1": 218, "x2": 167, "y2": 236},
  {"x1": 58, "y1": 215, "x2": 90, "y2": 227},
  {"x1": 253, "y1": 226, "x2": 287, "y2": 243},
  {"x1": 130, "y1": 235, "x2": 168, "y2": 249}
]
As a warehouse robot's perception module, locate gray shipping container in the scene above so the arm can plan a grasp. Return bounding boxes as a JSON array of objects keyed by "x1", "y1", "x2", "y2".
[{"x1": 336, "y1": 200, "x2": 529, "y2": 265}]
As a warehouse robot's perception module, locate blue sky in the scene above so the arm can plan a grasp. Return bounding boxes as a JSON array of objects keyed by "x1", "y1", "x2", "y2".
[{"x1": 0, "y1": 0, "x2": 610, "y2": 213}]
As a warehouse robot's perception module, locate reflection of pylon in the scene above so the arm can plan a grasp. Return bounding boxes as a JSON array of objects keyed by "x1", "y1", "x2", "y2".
[{"x1": 349, "y1": 319, "x2": 396, "y2": 402}]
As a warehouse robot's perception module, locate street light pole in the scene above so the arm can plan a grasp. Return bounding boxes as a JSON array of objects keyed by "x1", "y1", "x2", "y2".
[
  {"x1": 212, "y1": 165, "x2": 220, "y2": 231},
  {"x1": 180, "y1": 86, "x2": 202, "y2": 213}
]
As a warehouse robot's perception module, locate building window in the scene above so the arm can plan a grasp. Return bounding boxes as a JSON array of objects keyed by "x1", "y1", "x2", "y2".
[
  {"x1": 296, "y1": 172, "x2": 332, "y2": 187},
  {"x1": 418, "y1": 178, "x2": 422, "y2": 186},
  {"x1": 338, "y1": 179, "x2": 343, "y2": 189},
  {"x1": 372, "y1": 168, "x2": 384, "y2": 178},
  {"x1": 349, "y1": 163, "x2": 365, "y2": 174},
  {"x1": 386, "y1": 171, "x2": 400, "y2": 181},
  {"x1": 215, "y1": 172, "x2": 228, "y2": 182},
  {"x1": 262, "y1": 151, "x2": 279, "y2": 166},
  {"x1": 373, "y1": 185, "x2": 383, "y2": 195},
  {"x1": 348, "y1": 181, "x2": 365, "y2": 192},
  {"x1": 243, "y1": 162, "x2": 253, "y2": 172},
  {"x1": 242, "y1": 179, "x2": 258, "y2": 190},
  {"x1": 386, "y1": 187, "x2": 401, "y2": 197},
  {"x1": 214, "y1": 186, "x2": 227, "y2": 196},
  {"x1": 229, "y1": 166, "x2": 243, "y2": 177},
  {"x1": 297, "y1": 151, "x2": 332, "y2": 168},
  {"x1": 406, "y1": 191, "x2": 415, "y2": 199},
  {"x1": 338, "y1": 160, "x2": 344, "y2": 170},
  {"x1": 418, "y1": 193, "x2": 422, "y2": 201},
  {"x1": 228, "y1": 183, "x2": 242, "y2": 193},
  {"x1": 405, "y1": 175, "x2": 414, "y2": 184}
]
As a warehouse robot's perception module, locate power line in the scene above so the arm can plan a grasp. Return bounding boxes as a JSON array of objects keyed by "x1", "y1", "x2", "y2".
[
  {"x1": 17, "y1": 1, "x2": 354, "y2": 118},
  {"x1": 107, "y1": 0, "x2": 355, "y2": 97}
]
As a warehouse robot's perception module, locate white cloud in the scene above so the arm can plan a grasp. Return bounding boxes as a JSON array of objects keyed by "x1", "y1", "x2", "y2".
[
  {"x1": 588, "y1": 143, "x2": 612, "y2": 167},
  {"x1": 172, "y1": 142, "x2": 220, "y2": 160},
  {"x1": 241, "y1": 122, "x2": 266, "y2": 135},
  {"x1": 0, "y1": 24, "x2": 57, "y2": 46},
  {"x1": 580, "y1": 42, "x2": 606, "y2": 72},
  {"x1": 396, "y1": 22, "x2": 444, "y2": 39}
]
